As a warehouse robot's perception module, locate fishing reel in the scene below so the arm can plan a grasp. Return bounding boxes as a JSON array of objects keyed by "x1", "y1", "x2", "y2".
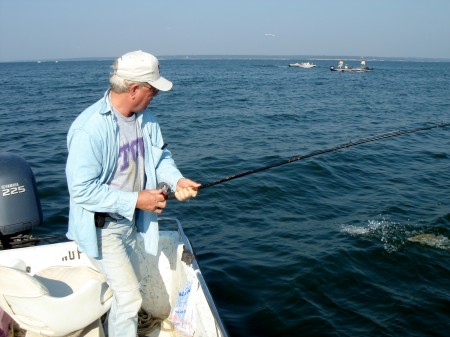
[{"x1": 157, "y1": 182, "x2": 172, "y2": 200}]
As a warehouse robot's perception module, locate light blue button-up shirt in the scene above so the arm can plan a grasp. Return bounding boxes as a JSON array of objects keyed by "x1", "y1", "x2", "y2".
[{"x1": 66, "y1": 90, "x2": 183, "y2": 257}]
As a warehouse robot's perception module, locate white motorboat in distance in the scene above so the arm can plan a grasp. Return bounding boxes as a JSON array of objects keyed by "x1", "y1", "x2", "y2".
[
  {"x1": 330, "y1": 58, "x2": 373, "y2": 72},
  {"x1": 289, "y1": 62, "x2": 317, "y2": 68},
  {"x1": 0, "y1": 153, "x2": 229, "y2": 337}
]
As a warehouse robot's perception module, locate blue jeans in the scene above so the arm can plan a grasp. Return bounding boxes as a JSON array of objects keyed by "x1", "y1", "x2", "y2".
[{"x1": 88, "y1": 219, "x2": 142, "y2": 337}]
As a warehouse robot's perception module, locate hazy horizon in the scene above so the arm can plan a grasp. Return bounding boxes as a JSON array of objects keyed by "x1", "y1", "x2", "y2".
[
  {"x1": 1, "y1": 0, "x2": 449, "y2": 63},
  {"x1": 3, "y1": 54, "x2": 450, "y2": 64}
]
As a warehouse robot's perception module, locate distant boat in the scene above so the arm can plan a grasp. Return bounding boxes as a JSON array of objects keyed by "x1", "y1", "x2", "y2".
[
  {"x1": 289, "y1": 62, "x2": 317, "y2": 68},
  {"x1": 330, "y1": 59, "x2": 373, "y2": 72},
  {"x1": 330, "y1": 66, "x2": 373, "y2": 72}
]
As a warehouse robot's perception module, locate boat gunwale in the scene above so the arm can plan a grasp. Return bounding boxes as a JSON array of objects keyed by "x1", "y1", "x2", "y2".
[{"x1": 161, "y1": 217, "x2": 230, "y2": 337}]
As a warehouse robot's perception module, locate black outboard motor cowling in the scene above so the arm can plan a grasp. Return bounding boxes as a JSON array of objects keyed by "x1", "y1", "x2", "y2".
[{"x1": 0, "y1": 153, "x2": 42, "y2": 247}]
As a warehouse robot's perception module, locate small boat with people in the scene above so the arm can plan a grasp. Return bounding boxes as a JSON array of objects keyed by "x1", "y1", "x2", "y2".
[
  {"x1": 289, "y1": 62, "x2": 317, "y2": 68},
  {"x1": 330, "y1": 58, "x2": 373, "y2": 72},
  {"x1": 0, "y1": 153, "x2": 229, "y2": 337}
]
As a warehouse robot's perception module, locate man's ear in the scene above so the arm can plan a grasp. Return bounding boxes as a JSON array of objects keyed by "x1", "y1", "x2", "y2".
[{"x1": 129, "y1": 83, "x2": 140, "y2": 97}]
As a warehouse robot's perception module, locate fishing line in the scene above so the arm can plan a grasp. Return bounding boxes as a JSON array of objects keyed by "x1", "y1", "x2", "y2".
[{"x1": 198, "y1": 121, "x2": 450, "y2": 190}]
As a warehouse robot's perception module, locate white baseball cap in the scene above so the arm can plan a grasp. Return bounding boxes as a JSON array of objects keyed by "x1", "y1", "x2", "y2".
[{"x1": 115, "y1": 50, "x2": 173, "y2": 91}]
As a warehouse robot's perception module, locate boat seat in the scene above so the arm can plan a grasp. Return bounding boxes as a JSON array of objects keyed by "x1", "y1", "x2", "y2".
[{"x1": 0, "y1": 264, "x2": 113, "y2": 337}]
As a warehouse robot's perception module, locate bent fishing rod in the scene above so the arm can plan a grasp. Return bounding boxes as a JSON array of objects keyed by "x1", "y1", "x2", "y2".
[
  {"x1": 197, "y1": 121, "x2": 450, "y2": 191},
  {"x1": 160, "y1": 122, "x2": 449, "y2": 198}
]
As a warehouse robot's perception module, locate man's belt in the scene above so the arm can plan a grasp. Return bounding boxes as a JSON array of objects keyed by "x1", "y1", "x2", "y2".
[{"x1": 94, "y1": 212, "x2": 109, "y2": 228}]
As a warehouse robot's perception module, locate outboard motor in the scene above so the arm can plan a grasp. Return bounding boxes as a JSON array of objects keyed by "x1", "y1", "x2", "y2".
[{"x1": 0, "y1": 153, "x2": 42, "y2": 248}]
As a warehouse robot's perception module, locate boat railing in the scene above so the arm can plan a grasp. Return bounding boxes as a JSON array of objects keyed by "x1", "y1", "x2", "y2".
[{"x1": 159, "y1": 217, "x2": 230, "y2": 337}]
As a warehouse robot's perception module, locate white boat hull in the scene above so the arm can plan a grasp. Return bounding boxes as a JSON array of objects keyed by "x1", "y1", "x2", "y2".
[
  {"x1": 0, "y1": 218, "x2": 228, "y2": 337},
  {"x1": 330, "y1": 66, "x2": 372, "y2": 72},
  {"x1": 289, "y1": 62, "x2": 317, "y2": 68}
]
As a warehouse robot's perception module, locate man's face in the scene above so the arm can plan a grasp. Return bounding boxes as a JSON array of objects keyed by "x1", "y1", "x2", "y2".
[{"x1": 133, "y1": 84, "x2": 159, "y2": 112}]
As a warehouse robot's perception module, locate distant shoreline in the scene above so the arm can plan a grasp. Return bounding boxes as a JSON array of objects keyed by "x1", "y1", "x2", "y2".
[{"x1": 1, "y1": 55, "x2": 450, "y2": 63}]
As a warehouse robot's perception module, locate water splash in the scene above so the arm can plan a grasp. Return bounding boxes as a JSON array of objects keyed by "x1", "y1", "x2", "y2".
[
  {"x1": 341, "y1": 216, "x2": 450, "y2": 253},
  {"x1": 341, "y1": 217, "x2": 407, "y2": 252}
]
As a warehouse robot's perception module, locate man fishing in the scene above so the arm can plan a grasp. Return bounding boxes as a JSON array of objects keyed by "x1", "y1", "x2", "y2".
[{"x1": 66, "y1": 50, "x2": 200, "y2": 337}]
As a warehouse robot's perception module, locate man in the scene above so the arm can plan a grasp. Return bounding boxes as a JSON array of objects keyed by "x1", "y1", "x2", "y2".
[{"x1": 66, "y1": 50, "x2": 200, "y2": 337}]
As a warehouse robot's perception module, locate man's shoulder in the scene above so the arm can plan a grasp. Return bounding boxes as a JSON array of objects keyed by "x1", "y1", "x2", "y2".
[
  {"x1": 70, "y1": 97, "x2": 110, "y2": 133},
  {"x1": 140, "y1": 110, "x2": 158, "y2": 124}
]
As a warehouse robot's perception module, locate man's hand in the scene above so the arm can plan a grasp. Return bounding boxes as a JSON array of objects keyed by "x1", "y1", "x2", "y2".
[
  {"x1": 175, "y1": 178, "x2": 201, "y2": 201},
  {"x1": 136, "y1": 189, "x2": 167, "y2": 214}
]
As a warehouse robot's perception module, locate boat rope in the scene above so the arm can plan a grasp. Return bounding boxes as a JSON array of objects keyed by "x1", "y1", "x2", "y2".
[
  {"x1": 199, "y1": 121, "x2": 450, "y2": 190},
  {"x1": 137, "y1": 308, "x2": 165, "y2": 336},
  {"x1": 0, "y1": 234, "x2": 68, "y2": 250}
]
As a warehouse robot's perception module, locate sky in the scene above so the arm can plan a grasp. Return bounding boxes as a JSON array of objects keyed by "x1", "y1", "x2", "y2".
[{"x1": 1, "y1": 0, "x2": 449, "y2": 62}]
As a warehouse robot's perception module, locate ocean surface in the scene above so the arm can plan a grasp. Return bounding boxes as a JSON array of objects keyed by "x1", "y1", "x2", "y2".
[{"x1": 1, "y1": 57, "x2": 450, "y2": 336}]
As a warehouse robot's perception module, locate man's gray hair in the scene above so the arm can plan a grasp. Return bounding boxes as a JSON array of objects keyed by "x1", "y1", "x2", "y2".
[{"x1": 109, "y1": 60, "x2": 138, "y2": 93}]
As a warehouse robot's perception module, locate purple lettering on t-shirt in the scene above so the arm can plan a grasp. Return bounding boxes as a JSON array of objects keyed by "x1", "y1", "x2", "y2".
[{"x1": 119, "y1": 137, "x2": 144, "y2": 172}]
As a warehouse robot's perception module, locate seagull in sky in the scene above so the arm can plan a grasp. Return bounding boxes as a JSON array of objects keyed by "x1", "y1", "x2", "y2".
[{"x1": 264, "y1": 33, "x2": 276, "y2": 37}]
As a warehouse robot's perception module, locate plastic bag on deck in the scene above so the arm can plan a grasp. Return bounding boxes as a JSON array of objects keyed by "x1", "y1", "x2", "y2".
[{"x1": 170, "y1": 279, "x2": 199, "y2": 337}]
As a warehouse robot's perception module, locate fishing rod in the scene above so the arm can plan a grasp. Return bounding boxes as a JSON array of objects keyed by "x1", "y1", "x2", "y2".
[{"x1": 197, "y1": 121, "x2": 450, "y2": 190}]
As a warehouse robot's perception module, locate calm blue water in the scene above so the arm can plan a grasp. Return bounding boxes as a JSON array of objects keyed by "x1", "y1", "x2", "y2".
[{"x1": 1, "y1": 58, "x2": 450, "y2": 336}]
